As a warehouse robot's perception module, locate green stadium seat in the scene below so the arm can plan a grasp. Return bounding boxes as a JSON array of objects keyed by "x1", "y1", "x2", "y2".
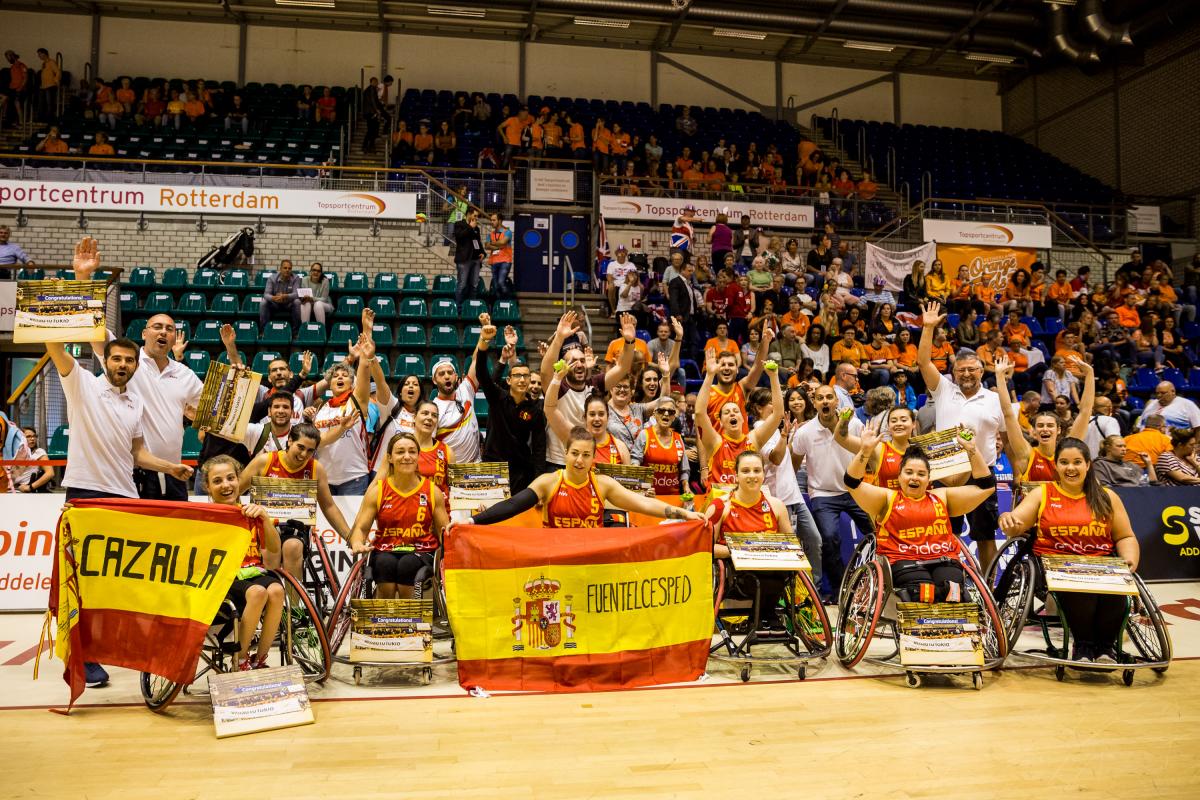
[
  {"x1": 429, "y1": 324, "x2": 460, "y2": 348},
  {"x1": 372, "y1": 354, "x2": 393, "y2": 379},
  {"x1": 47, "y1": 425, "x2": 69, "y2": 460},
  {"x1": 193, "y1": 320, "x2": 222, "y2": 344},
  {"x1": 330, "y1": 322, "x2": 358, "y2": 344},
  {"x1": 342, "y1": 272, "x2": 369, "y2": 292},
  {"x1": 240, "y1": 295, "x2": 262, "y2": 317},
  {"x1": 55, "y1": 269, "x2": 75, "y2": 280},
  {"x1": 129, "y1": 267, "x2": 156, "y2": 287},
  {"x1": 463, "y1": 324, "x2": 483, "y2": 344},
  {"x1": 125, "y1": 319, "x2": 147, "y2": 340},
  {"x1": 322, "y1": 272, "x2": 339, "y2": 290},
  {"x1": 403, "y1": 274, "x2": 428, "y2": 295},
  {"x1": 233, "y1": 320, "x2": 258, "y2": 340},
  {"x1": 295, "y1": 323, "x2": 327, "y2": 346},
  {"x1": 370, "y1": 323, "x2": 394, "y2": 347},
  {"x1": 373, "y1": 273, "x2": 400, "y2": 294},
  {"x1": 218, "y1": 349, "x2": 247, "y2": 366},
  {"x1": 252, "y1": 272, "x2": 270, "y2": 290},
  {"x1": 492, "y1": 299, "x2": 519, "y2": 322},
  {"x1": 119, "y1": 290, "x2": 137, "y2": 314},
  {"x1": 176, "y1": 292, "x2": 207, "y2": 316},
  {"x1": 223, "y1": 269, "x2": 250, "y2": 289},
  {"x1": 144, "y1": 292, "x2": 174, "y2": 313},
  {"x1": 159, "y1": 267, "x2": 187, "y2": 288},
  {"x1": 320, "y1": 352, "x2": 344, "y2": 373},
  {"x1": 175, "y1": 319, "x2": 191, "y2": 341},
  {"x1": 369, "y1": 296, "x2": 397, "y2": 319},
  {"x1": 431, "y1": 275, "x2": 456, "y2": 296},
  {"x1": 460, "y1": 298, "x2": 488, "y2": 320},
  {"x1": 210, "y1": 293, "x2": 240, "y2": 316},
  {"x1": 474, "y1": 393, "x2": 489, "y2": 419},
  {"x1": 288, "y1": 351, "x2": 308, "y2": 376},
  {"x1": 396, "y1": 354, "x2": 427, "y2": 377},
  {"x1": 183, "y1": 350, "x2": 211, "y2": 378},
  {"x1": 193, "y1": 269, "x2": 219, "y2": 288},
  {"x1": 251, "y1": 351, "x2": 282, "y2": 374},
  {"x1": 335, "y1": 296, "x2": 365, "y2": 319},
  {"x1": 261, "y1": 321, "x2": 293, "y2": 345},
  {"x1": 399, "y1": 298, "x2": 429, "y2": 319},
  {"x1": 429, "y1": 299, "x2": 456, "y2": 319},
  {"x1": 396, "y1": 324, "x2": 427, "y2": 347},
  {"x1": 182, "y1": 427, "x2": 201, "y2": 460},
  {"x1": 17, "y1": 267, "x2": 45, "y2": 280}
]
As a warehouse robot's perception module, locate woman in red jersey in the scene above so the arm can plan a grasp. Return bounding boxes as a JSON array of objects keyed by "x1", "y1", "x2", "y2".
[
  {"x1": 844, "y1": 424, "x2": 995, "y2": 602},
  {"x1": 411, "y1": 399, "x2": 454, "y2": 498},
  {"x1": 348, "y1": 432, "x2": 448, "y2": 599},
  {"x1": 636, "y1": 395, "x2": 690, "y2": 495},
  {"x1": 833, "y1": 405, "x2": 917, "y2": 490},
  {"x1": 468, "y1": 426, "x2": 705, "y2": 528},
  {"x1": 205, "y1": 455, "x2": 283, "y2": 671},
  {"x1": 239, "y1": 422, "x2": 351, "y2": 577},
  {"x1": 696, "y1": 347, "x2": 783, "y2": 488},
  {"x1": 995, "y1": 356, "x2": 1095, "y2": 488},
  {"x1": 545, "y1": 365, "x2": 630, "y2": 465},
  {"x1": 999, "y1": 436, "x2": 1139, "y2": 663}
]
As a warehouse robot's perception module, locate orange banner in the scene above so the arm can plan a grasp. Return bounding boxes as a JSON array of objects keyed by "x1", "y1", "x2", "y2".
[{"x1": 936, "y1": 244, "x2": 1039, "y2": 293}]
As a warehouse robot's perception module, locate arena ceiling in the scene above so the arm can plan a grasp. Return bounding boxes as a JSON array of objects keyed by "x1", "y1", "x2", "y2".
[{"x1": 7, "y1": 0, "x2": 1198, "y2": 79}]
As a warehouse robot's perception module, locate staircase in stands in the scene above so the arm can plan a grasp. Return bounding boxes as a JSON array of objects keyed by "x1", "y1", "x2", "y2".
[{"x1": 513, "y1": 290, "x2": 611, "y2": 363}]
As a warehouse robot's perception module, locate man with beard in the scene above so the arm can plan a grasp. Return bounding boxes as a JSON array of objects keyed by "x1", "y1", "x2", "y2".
[
  {"x1": 431, "y1": 322, "x2": 486, "y2": 464},
  {"x1": 918, "y1": 302, "x2": 1006, "y2": 567},
  {"x1": 474, "y1": 322, "x2": 546, "y2": 493},
  {"x1": 538, "y1": 310, "x2": 637, "y2": 469},
  {"x1": 77, "y1": 237, "x2": 202, "y2": 500},
  {"x1": 790, "y1": 383, "x2": 871, "y2": 599}
]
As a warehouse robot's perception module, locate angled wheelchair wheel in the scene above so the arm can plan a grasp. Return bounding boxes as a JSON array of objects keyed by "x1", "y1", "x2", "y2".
[
  {"x1": 838, "y1": 535, "x2": 875, "y2": 601},
  {"x1": 140, "y1": 672, "x2": 184, "y2": 712},
  {"x1": 789, "y1": 569, "x2": 832, "y2": 654},
  {"x1": 835, "y1": 560, "x2": 884, "y2": 669},
  {"x1": 985, "y1": 536, "x2": 1036, "y2": 654},
  {"x1": 278, "y1": 569, "x2": 332, "y2": 683},
  {"x1": 326, "y1": 557, "x2": 369, "y2": 659},
  {"x1": 962, "y1": 558, "x2": 1008, "y2": 660},
  {"x1": 305, "y1": 530, "x2": 340, "y2": 619},
  {"x1": 1125, "y1": 573, "x2": 1172, "y2": 671}
]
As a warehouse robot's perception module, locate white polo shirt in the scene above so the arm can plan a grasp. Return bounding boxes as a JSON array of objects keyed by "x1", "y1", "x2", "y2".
[
  {"x1": 60, "y1": 362, "x2": 144, "y2": 498},
  {"x1": 755, "y1": 421, "x2": 802, "y2": 507},
  {"x1": 931, "y1": 377, "x2": 1005, "y2": 466},
  {"x1": 435, "y1": 376, "x2": 481, "y2": 463},
  {"x1": 1083, "y1": 414, "x2": 1120, "y2": 459},
  {"x1": 791, "y1": 415, "x2": 863, "y2": 498},
  {"x1": 128, "y1": 350, "x2": 203, "y2": 462}
]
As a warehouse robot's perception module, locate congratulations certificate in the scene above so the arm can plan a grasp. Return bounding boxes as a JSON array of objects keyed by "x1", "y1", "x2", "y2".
[
  {"x1": 193, "y1": 361, "x2": 262, "y2": 443},
  {"x1": 250, "y1": 477, "x2": 317, "y2": 526},
  {"x1": 13, "y1": 280, "x2": 107, "y2": 343},
  {"x1": 448, "y1": 462, "x2": 511, "y2": 512},
  {"x1": 911, "y1": 428, "x2": 972, "y2": 482}
]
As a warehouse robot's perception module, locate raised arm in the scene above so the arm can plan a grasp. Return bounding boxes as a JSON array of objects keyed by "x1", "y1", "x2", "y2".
[
  {"x1": 467, "y1": 312, "x2": 495, "y2": 388},
  {"x1": 994, "y1": 356, "x2": 1030, "y2": 467},
  {"x1": 695, "y1": 348, "x2": 722, "y2": 452},
  {"x1": 843, "y1": 425, "x2": 892, "y2": 520},
  {"x1": 220, "y1": 323, "x2": 242, "y2": 368},
  {"x1": 44, "y1": 343, "x2": 76, "y2": 378},
  {"x1": 939, "y1": 429, "x2": 997, "y2": 517},
  {"x1": 917, "y1": 301, "x2": 945, "y2": 394},
  {"x1": 603, "y1": 312, "x2": 638, "y2": 391},
  {"x1": 748, "y1": 365, "x2": 784, "y2": 452},
  {"x1": 542, "y1": 365, "x2": 574, "y2": 445},
  {"x1": 359, "y1": 333, "x2": 391, "y2": 411},
  {"x1": 740, "y1": 325, "x2": 773, "y2": 392},
  {"x1": 1066, "y1": 360, "x2": 1095, "y2": 441},
  {"x1": 540, "y1": 310, "x2": 580, "y2": 387},
  {"x1": 668, "y1": 316, "x2": 684, "y2": 376}
]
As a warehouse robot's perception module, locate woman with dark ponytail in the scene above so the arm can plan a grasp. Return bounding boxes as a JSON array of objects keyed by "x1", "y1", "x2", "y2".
[{"x1": 999, "y1": 436, "x2": 1139, "y2": 664}]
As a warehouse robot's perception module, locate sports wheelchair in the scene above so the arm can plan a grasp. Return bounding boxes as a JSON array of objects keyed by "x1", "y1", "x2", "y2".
[
  {"x1": 326, "y1": 549, "x2": 454, "y2": 685},
  {"x1": 140, "y1": 569, "x2": 332, "y2": 711},
  {"x1": 710, "y1": 559, "x2": 832, "y2": 682},
  {"x1": 835, "y1": 535, "x2": 1007, "y2": 689},
  {"x1": 276, "y1": 519, "x2": 341, "y2": 621},
  {"x1": 985, "y1": 536, "x2": 1171, "y2": 686}
]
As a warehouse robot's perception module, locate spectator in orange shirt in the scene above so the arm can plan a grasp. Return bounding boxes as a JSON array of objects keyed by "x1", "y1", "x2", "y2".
[
  {"x1": 1002, "y1": 310, "x2": 1032, "y2": 348},
  {"x1": 314, "y1": 87, "x2": 337, "y2": 123},
  {"x1": 498, "y1": 106, "x2": 531, "y2": 166},
  {"x1": 682, "y1": 164, "x2": 704, "y2": 190},
  {"x1": 565, "y1": 112, "x2": 586, "y2": 158},
  {"x1": 1047, "y1": 268, "x2": 1075, "y2": 319},
  {"x1": 674, "y1": 146, "x2": 694, "y2": 175},
  {"x1": 703, "y1": 160, "x2": 726, "y2": 192},
  {"x1": 1003, "y1": 268, "x2": 1034, "y2": 316},
  {"x1": 830, "y1": 327, "x2": 868, "y2": 369},
  {"x1": 35, "y1": 125, "x2": 69, "y2": 154},
  {"x1": 928, "y1": 328, "x2": 955, "y2": 374},
  {"x1": 115, "y1": 77, "x2": 136, "y2": 112},
  {"x1": 605, "y1": 333, "x2": 649, "y2": 366},
  {"x1": 972, "y1": 280, "x2": 998, "y2": 315},
  {"x1": 3, "y1": 51, "x2": 29, "y2": 127},
  {"x1": 780, "y1": 295, "x2": 811, "y2": 339},
  {"x1": 857, "y1": 169, "x2": 878, "y2": 200},
  {"x1": 978, "y1": 308, "x2": 1003, "y2": 337},
  {"x1": 86, "y1": 131, "x2": 114, "y2": 156},
  {"x1": 862, "y1": 331, "x2": 896, "y2": 388},
  {"x1": 975, "y1": 329, "x2": 1004, "y2": 380},
  {"x1": 591, "y1": 116, "x2": 611, "y2": 173},
  {"x1": 413, "y1": 122, "x2": 434, "y2": 165},
  {"x1": 1054, "y1": 330, "x2": 1089, "y2": 378},
  {"x1": 703, "y1": 321, "x2": 742, "y2": 369},
  {"x1": 1123, "y1": 414, "x2": 1172, "y2": 467},
  {"x1": 1115, "y1": 294, "x2": 1141, "y2": 330},
  {"x1": 184, "y1": 91, "x2": 207, "y2": 122},
  {"x1": 892, "y1": 327, "x2": 920, "y2": 388}
]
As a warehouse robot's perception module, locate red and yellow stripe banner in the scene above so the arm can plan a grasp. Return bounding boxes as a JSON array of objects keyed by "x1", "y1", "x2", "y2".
[
  {"x1": 444, "y1": 520, "x2": 713, "y2": 692},
  {"x1": 48, "y1": 499, "x2": 252, "y2": 707}
]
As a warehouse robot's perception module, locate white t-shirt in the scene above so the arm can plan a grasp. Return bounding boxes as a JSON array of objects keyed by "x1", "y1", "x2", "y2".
[
  {"x1": 616, "y1": 282, "x2": 642, "y2": 313},
  {"x1": 369, "y1": 395, "x2": 416, "y2": 474},
  {"x1": 13, "y1": 447, "x2": 46, "y2": 488},
  {"x1": 931, "y1": 378, "x2": 1006, "y2": 466},
  {"x1": 435, "y1": 377, "x2": 481, "y2": 463},
  {"x1": 756, "y1": 421, "x2": 802, "y2": 507},
  {"x1": 313, "y1": 400, "x2": 370, "y2": 485},
  {"x1": 608, "y1": 258, "x2": 636, "y2": 286},
  {"x1": 60, "y1": 362, "x2": 145, "y2": 497},
  {"x1": 545, "y1": 380, "x2": 596, "y2": 466},
  {"x1": 1041, "y1": 370, "x2": 1078, "y2": 405},
  {"x1": 1142, "y1": 396, "x2": 1200, "y2": 431},
  {"x1": 791, "y1": 415, "x2": 863, "y2": 498},
  {"x1": 1083, "y1": 414, "x2": 1121, "y2": 459},
  {"x1": 256, "y1": 384, "x2": 315, "y2": 427},
  {"x1": 128, "y1": 350, "x2": 203, "y2": 462},
  {"x1": 241, "y1": 422, "x2": 288, "y2": 458}
]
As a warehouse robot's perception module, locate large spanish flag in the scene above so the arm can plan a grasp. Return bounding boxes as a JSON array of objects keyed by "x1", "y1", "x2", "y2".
[
  {"x1": 444, "y1": 521, "x2": 713, "y2": 692},
  {"x1": 48, "y1": 499, "x2": 252, "y2": 708}
]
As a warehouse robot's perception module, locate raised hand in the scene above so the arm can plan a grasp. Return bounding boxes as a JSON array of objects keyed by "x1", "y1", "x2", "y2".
[
  {"x1": 537, "y1": 339, "x2": 549, "y2": 357},
  {"x1": 994, "y1": 355, "x2": 1014, "y2": 381},
  {"x1": 72, "y1": 236, "x2": 101, "y2": 280},
  {"x1": 619, "y1": 312, "x2": 637, "y2": 341},
  {"x1": 920, "y1": 301, "x2": 946, "y2": 329},
  {"x1": 359, "y1": 334, "x2": 376, "y2": 362},
  {"x1": 858, "y1": 420, "x2": 883, "y2": 455},
  {"x1": 583, "y1": 346, "x2": 596, "y2": 372},
  {"x1": 501, "y1": 342, "x2": 515, "y2": 362},
  {"x1": 478, "y1": 311, "x2": 492, "y2": 328},
  {"x1": 556, "y1": 310, "x2": 581, "y2": 339},
  {"x1": 671, "y1": 316, "x2": 684, "y2": 341},
  {"x1": 657, "y1": 350, "x2": 670, "y2": 375},
  {"x1": 301, "y1": 350, "x2": 314, "y2": 375},
  {"x1": 347, "y1": 337, "x2": 362, "y2": 362},
  {"x1": 480, "y1": 322, "x2": 497, "y2": 343},
  {"x1": 361, "y1": 306, "x2": 376, "y2": 332},
  {"x1": 504, "y1": 325, "x2": 518, "y2": 348},
  {"x1": 219, "y1": 323, "x2": 236, "y2": 348},
  {"x1": 760, "y1": 325, "x2": 775, "y2": 346},
  {"x1": 172, "y1": 336, "x2": 189, "y2": 361},
  {"x1": 704, "y1": 347, "x2": 719, "y2": 374}
]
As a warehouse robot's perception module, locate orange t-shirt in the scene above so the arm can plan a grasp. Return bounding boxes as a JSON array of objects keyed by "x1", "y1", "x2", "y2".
[
  {"x1": 592, "y1": 126, "x2": 611, "y2": 154},
  {"x1": 568, "y1": 123, "x2": 585, "y2": 149},
  {"x1": 929, "y1": 341, "x2": 955, "y2": 373},
  {"x1": 414, "y1": 133, "x2": 434, "y2": 151},
  {"x1": 609, "y1": 132, "x2": 630, "y2": 155},
  {"x1": 1115, "y1": 305, "x2": 1140, "y2": 328},
  {"x1": 184, "y1": 99, "x2": 205, "y2": 119},
  {"x1": 682, "y1": 167, "x2": 704, "y2": 189},
  {"x1": 87, "y1": 143, "x2": 114, "y2": 155},
  {"x1": 1047, "y1": 281, "x2": 1073, "y2": 304},
  {"x1": 831, "y1": 339, "x2": 867, "y2": 367},
  {"x1": 1055, "y1": 348, "x2": 1087, "y2": 375},
  {"x1": 500, "y1": 116, "x2": 529, "y2": 146},
  {"x1": 863, "y1": 342, "x2": 897, "y2": 366},
  {"x1": 704, "y1": 337, "x2": 740, "y2": 361},
  {"x1": 116, "y1": 88, "x2": 135, "y2": 105},
  {"x1": 780, "y1": 311, "x2": 810, "y2": 338},
  {"x1": 703, "y1": 171, "x2": 726, "y2": 191},
  {"x1": 895, "y1": 343, "x2": 918, "y2": 367},
  {"x1": 1003, "y1": 322, "x2": 1032, "y2": 347},
  {"x1": 604, "y1": 336, "x2": 649, "y2": 364}
]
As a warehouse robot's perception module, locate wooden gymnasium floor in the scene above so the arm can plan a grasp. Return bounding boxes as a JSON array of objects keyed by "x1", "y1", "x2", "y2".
[{"x1": 2, "y1": 581, "x2": 1200, "y2": 799}]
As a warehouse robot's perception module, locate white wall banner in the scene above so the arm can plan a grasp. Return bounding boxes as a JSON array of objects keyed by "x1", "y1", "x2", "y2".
[
  {"x1": 599, "y1": 195, "x2": 814, "y2": 230},
  {"x1": 864, "y1": 242, "x2": 938, "y2": 292},
  {"x1": 0, "y1": 180, "x2": 418, "y2": 219},
  {"x1": 0, "y1": 282, "x2": 14, "y2": 334},
  {"x1": 921, "y1": 218, "x2": 1052, "y2": 249},
  {"x1": 529, "y1": 169, "x2": 575, "y2": 203},
  {"x1": 1127, "y1": 206, "x2": 1162, "y2": 234}
]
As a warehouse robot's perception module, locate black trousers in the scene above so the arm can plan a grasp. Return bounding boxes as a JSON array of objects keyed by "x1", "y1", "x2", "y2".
[
  {"x1": 1055, "y1": 591, "x2": 1127, "y2": 651},
  {"x1": 134, "y1": 469, "x2": 189, "y2": 501}
]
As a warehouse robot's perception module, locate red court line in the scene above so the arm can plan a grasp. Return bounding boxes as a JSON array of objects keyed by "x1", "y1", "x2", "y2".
[{"x1": 4, "y1": 656, "x2": 1195, "y2": 712}]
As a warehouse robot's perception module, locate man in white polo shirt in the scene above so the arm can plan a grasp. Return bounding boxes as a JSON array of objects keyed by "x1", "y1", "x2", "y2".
[
  {"x1": 432, "y1": 353, "x2": 482, "y2": 465},
  {"x1": 791, "y1": 383, "x2": 873, "y2": 601},
  {"x1": 918, "y1": 302, "x2": 1006, "y2": 567}
]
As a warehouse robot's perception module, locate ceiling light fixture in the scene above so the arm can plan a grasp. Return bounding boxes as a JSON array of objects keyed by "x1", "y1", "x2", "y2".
[
  {"x1": 573, "y1": 16, "x2": 632, "y2": 29},
  {"x1": 274, "y1": 0, "x2": 337, "y2": 8},
  {"x1": 427, "y1": 4, "x2": 486, "y2": 18},
  {"x1": 713, "y1": 28, "x2": 767, "y2": 41},
  {"x1": 964, "y1": 52, "x2": 1016, "y2": 64},
  {"x1": 842, "y1": 41, "x2": 895, "y2": 52}
]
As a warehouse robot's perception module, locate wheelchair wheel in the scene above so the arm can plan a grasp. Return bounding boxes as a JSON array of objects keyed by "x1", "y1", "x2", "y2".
[
  {"x1": 788, "y1": 570, "x2": 832, "y2": 653},
  {"x1": 835, "y1": 561, "x2": 884, "y2": 669},
  {"x1": 838, "y1": 535, "x2": 875, "y2": 601},
  {"x1": 140, "y1": 672, "x2": 183, "y2": 712},
  {"x1": 305, "y1": 530, "x2": 340, "y2": 619},
  {"x1": 326, "y1": 557, "x2": 369, "y2": 659},
  {"x1": 961, "y1": 559, "x2": 1008, "y2": 660},
  {"x1": 1125, "y1": 573, "x2": 1172, "y2": 670},
  {"x1": 278, "y1": 570, "x2": 332, "y2": 683},
  {"x1": 985, "y1": 536, "x2": 1036, "y2": 654}
]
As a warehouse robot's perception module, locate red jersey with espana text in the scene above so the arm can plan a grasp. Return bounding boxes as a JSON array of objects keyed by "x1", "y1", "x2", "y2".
[
  {"x1": 718, "y1": 491, "x2": 777, "y2": 545},
  {"x1": 876, "y1": 491, "x2": 956, "y2": 563},
  {"x1": 872, "y1": 442, "x2": 904, "y2": 490},
  {"x1": 543, "y1": 470, "x2": 603, "y2": 528},
  {"x1": 707, "y1": 382, "x2": 748, "y2": 434},
  {"x1": 1034, "y1": 482, "x2": 1113, "y2": 557},
  {"x1": 374, "y1": 477, "x2": 438, "y2": 552},
  {"x1": 263, "y1": 450, "x2": 315, "y2": 480},
  {"x1": 418, "y1": 440, "x2": 451, "y2": 497},
  {"x1": 708, "y1": 433, "x2": 752, "y2": 487},
  {"x1": 642, "y1": 428, "x2": 685, "y2": 494}
]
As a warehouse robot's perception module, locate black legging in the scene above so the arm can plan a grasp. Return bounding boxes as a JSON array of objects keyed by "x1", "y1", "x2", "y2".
[
  {"x1": 1054, "y1": 591, "x2": 1127, "y2": 654},
  {"x1": 727, "y1": 565, "x2": 788, "y2": 625},
  {"x1": 891, "y1": 559, "x2": 964, "y2": 603}
]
